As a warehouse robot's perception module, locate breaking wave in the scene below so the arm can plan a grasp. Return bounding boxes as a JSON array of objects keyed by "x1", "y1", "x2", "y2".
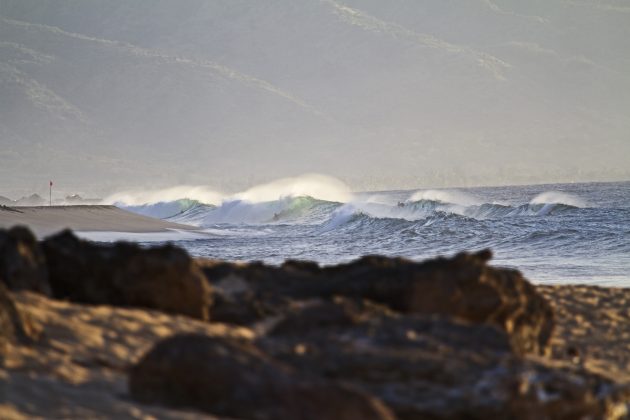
[
  {"x1": 118, "y1": 199, "x2": 213, "y2": 220},
  {"x1": 318, "y1": 190, "x2": 585, "y2": 231},
  {"x1": 110, "y1": 179, "x2": 588, "y2": 230},
  {"x1": 201, "y1": 196, "x2": 341, "y2": 225}
]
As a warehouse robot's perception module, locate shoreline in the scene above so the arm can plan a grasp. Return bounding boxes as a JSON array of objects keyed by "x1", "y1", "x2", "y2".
[{"x1": 0, "y1": 205, "x2": 196, "y2": 238}]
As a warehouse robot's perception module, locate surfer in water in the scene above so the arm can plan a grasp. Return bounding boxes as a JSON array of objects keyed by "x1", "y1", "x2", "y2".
[
  {"x1": 397, "y1": 201, "x2": 405, "y2": 208},
  {"x1": 273, "y1": 213, "x2": 280, "y2": 221}
]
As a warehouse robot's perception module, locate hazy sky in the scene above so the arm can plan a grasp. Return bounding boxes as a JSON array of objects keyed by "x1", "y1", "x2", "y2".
[{"x1": 1, "y1": 0, "x2": 629, "y2": 198}]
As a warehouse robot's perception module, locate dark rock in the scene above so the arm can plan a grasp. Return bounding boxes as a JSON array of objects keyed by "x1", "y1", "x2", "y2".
[
  {"x1": 259, "y1": 299, "x2": 628, "y2": 420},
  {"x1": 201, "y1": 251, "x2": 554, "y2": 355},
  {"x1": 319, "y1": 251, "x2": 554, "y2": 356},
  {"x1": 268, "y1": 296, "x2": 396, "y2": 336},
  {"x1": 0, "y1": 282, "x2": 34, "y2": 355},
  {"x1": 129, "y1": 333, "x2": 395, "y2": 420},
  {"x1": 42, "y1": 230, "x2": 212, "y2": 320},
  {"x1": 0, "y1": 226, "x2": 51, "y2": 295}
]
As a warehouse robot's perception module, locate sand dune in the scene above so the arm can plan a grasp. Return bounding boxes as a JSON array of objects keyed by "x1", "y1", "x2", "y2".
[{"x1": 0, "y1": 205, "x2": 195, "y2": 237}]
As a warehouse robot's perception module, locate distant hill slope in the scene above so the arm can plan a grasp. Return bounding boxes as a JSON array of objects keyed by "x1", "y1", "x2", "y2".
[{"x1": 1, "y1": 0, "x2": 629, "y2": 191}]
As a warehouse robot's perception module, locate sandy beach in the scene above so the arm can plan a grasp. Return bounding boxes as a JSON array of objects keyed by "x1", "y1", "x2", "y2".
[{"x1": 0, "y1": 205, "x2": 195, "y2": 238}]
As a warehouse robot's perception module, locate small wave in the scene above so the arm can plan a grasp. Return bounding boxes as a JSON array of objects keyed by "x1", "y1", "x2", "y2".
[
  {"x1": 408, "y1": 189, "x2": 480, "y2": 206},
  {"x1": 319, "y1": 202, "x2": 471, "y2": 233}
]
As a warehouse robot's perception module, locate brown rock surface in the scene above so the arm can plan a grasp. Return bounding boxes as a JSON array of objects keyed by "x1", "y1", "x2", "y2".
[
  {"x1": 130, "y1": 333, "x2": 395, "y2": 420},
  {"x1": 42, "y1": 230, "x2": 212, "y2": 320},
  {"x1": 201, "y1": 250, "x2": 554, "y2": 355},
  {"x1": 259, "y1": 297, "x2": 629, "y2": 419},
  {"x1": 0, "y1": 290, "x2": 251, "y2": 419},
  {"x1": 0, "y1": 226, "x2": 50, "y2": 295}
]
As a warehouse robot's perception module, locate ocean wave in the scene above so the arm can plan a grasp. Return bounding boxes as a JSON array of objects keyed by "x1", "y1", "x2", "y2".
[
  {"x1": 201, "y1": 195, "x2": 341, "y2": 225},
  {"x1": 231, "y1": 174, "x2": 352, "y2": 204},
  {"x1": 118, "y1": 199, "x2": 213, "y2": 220},
  {"x1": 111, "y1": 180, "x2": 589, "y2": 230},
  {"x1": 408, "y1": 189, "x2": 481, "y2": 206},
  {"x1": 529, "y1": 191, "x2": 586, "y2": 207},
  {"x1": 104, "y1": 186, "x2": 223, "y2": 206},
  {"x1": 317, "y1": 194, "x2": 585, "y2": 231},
  {"x1": 107, "y1": 174, "x2": 353, "y2": 223}
]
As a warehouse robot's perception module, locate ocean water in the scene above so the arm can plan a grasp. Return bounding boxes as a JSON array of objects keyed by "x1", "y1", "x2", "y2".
[{"x1": 109, "y1": 180, "x2": 630, "y2": 287}]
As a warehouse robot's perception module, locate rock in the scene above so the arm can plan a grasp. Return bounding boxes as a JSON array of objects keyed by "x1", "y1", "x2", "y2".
[
  {"x1": 259, "y1": 299, "x2": 628, "y2": 420},
  {"x1": 0, "y1": 282, "x2": 33, "y2": 355},
  {"x1": 319, "y1": 251, "x2": 554, "y2": 355},
  {"x1": 129, "y1": 333, "x2": 395, "y2": 420},
  {"x1": 268, "y1": 296, "x2": 396, "y2": 336},
  {"x1": 0, "y1": 226, "x2": 51, "y2": 295},
  {"x1": 42, "y1": 230, "x2": 212, "y2": 320},
  {"x1": 201, "y1": 251, "x2": 554, "y2": 355}
]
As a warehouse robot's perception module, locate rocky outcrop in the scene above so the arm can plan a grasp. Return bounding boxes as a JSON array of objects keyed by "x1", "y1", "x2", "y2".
[
  {"x1": 1, "y1": 226, "x2": 627, "y2": 419},
  {"x1": 258, "y1": 297, "x2": 628, "y2": 419},
  {"x1": 0, "y1": 226, "x2": 51, "y2": 295},
  {"x1": 130, "y1": 298, "x2": 629, "y2": 420},
  {"x1": 129, "y1": 333, "x2": 395, "y2": 420},
  {"x1": 42, "y1": 230, "x2": 212, "y2": 320},
  {"x1": 201, "y1": 250, "x2": 554, "y2": 355}
]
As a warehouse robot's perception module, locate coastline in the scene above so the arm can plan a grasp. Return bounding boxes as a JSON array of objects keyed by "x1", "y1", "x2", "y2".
[{"x1": 0, "y1": 205, "x2": 196, "y2": 238}]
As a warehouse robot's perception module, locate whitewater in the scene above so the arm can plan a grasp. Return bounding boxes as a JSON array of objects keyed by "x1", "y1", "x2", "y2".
[{"x1": 96, "y1": 176, "x2": 630, "y2": 286}]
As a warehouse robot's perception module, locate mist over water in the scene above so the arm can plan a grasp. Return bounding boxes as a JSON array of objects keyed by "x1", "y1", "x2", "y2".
[{"x1": 101, "y1": 178, "x2": 630, "y2": 286}]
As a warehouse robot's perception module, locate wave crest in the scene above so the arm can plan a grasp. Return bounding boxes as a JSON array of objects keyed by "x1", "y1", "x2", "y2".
[
  {"x1": 529, "y1": 191, "x2": 586, "y2": 207},
  {"x1": 232, "y1": 174, "x2": 352, "y2": 203},
  {"x1": 408, "y1": 189, "x2": 480, "y2": 206}
]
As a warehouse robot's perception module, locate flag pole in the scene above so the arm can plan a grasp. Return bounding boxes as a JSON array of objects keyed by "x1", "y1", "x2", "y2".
[{"x1": 49, "y1": 181, "x2": 52, "y2": 206}]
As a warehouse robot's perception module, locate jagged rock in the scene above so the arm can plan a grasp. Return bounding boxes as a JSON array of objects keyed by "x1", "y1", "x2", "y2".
[
  {"x1": 0, "y1": 226, "x2": 51, "y2": 295},
  {"x1": 320, "y1": 251, "x2": 554, "y2": 356},
  {"x1": 259, "y1": 299, "x2": 628, "y2": 420},
  {"x1": 42, "y1": 230, "x2": 212, "y2": 320},
  {"x1": 201, "y1": 250, "x2": 554, "y2": 355},
  {"x1": 0, "y1": 283, "x2": 33, "y2": 355},
  {"x1": 129, "y1": 333, "x2": 395, "y2": 420}
]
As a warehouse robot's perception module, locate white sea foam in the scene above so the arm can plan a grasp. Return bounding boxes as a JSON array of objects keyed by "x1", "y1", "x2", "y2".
[
  {"x1": 104, "y1": 186, "x2": 223, "y2": 206},
  {"x1": 232, "y1": 174, "x2": 352, "y2": 203},
  {"x1": 408, "y1": 189, "x2": 481, "y2": 206},
  {"x1": 105, "y1": 174, "x2": 351, "y2": 207},
  {"x1": 529, "y1": 191, "x2": 586, "y2": 208}
]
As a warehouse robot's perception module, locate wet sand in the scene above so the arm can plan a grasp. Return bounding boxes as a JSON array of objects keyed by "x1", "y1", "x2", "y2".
[{"x1": 0, "y1": 205, "x2": 195, "y2": 238}]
